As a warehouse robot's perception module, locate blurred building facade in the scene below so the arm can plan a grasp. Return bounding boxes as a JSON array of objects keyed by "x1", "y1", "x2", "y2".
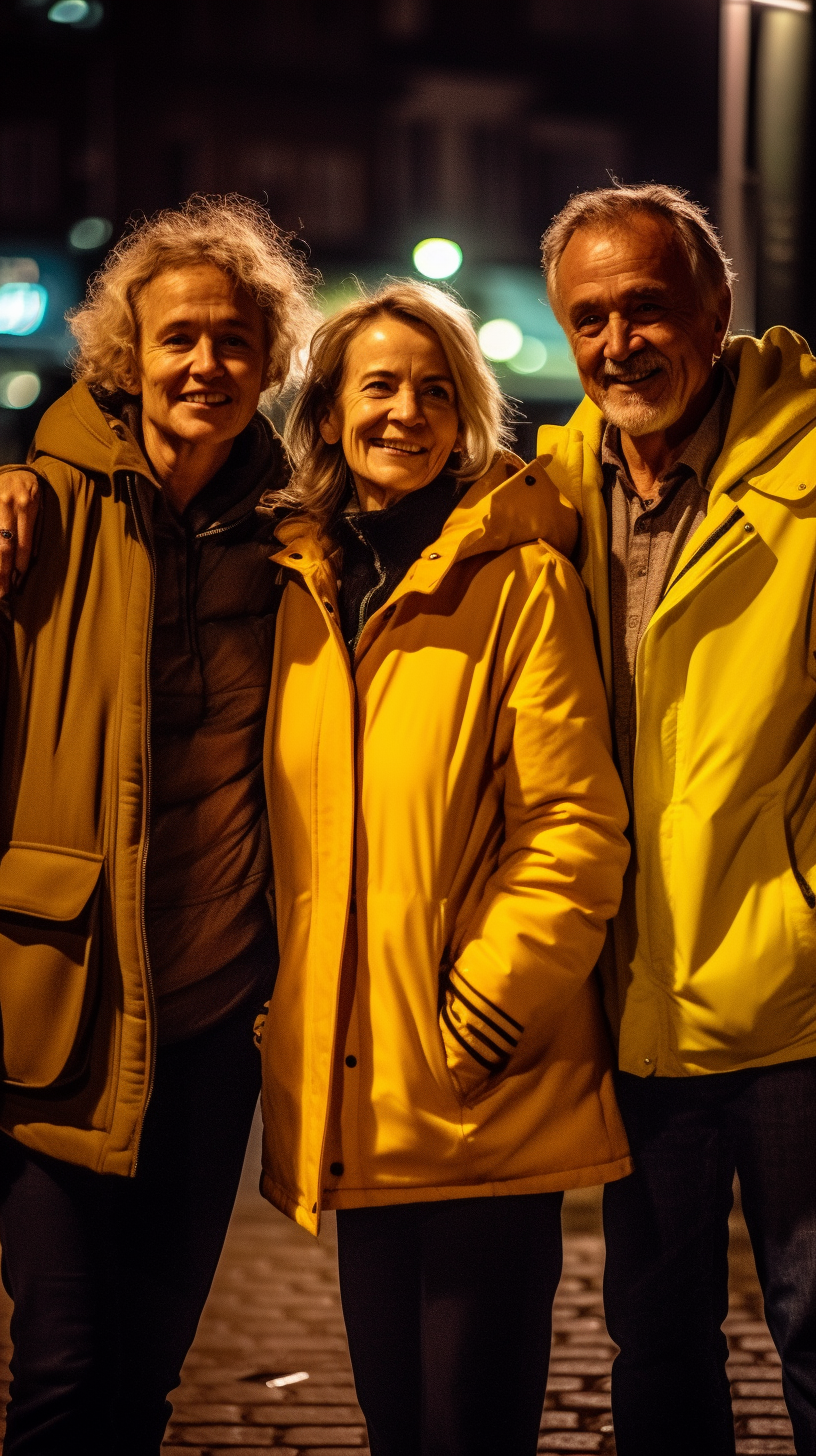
[{"x1": 1, "y1": 0, "x2": 812, "y2": 459}]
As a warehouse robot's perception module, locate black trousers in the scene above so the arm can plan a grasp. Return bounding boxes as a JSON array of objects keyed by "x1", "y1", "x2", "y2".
[
  {"x1": 603, "y1": 1059, "x2": 816, "y2": 1456},
  {"x1": 336, "y1": 1191, "x2": 564, "y2": 1456},
  {"x1": 0, "y1": 999, "x2": 262, "y2": 1456}
]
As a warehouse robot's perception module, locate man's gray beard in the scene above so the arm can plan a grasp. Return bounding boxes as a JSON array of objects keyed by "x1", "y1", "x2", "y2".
[
  {"x1": 597, "y1": 349, "x2": 681, "y2": 437},
  {"x1": 599, "y1": 390, "x2": 681, "y2": 436}
]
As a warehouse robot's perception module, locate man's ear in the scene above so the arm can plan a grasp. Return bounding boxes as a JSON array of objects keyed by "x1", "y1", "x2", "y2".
[
  {"x1": 713, "y1": 284, "x2": 733, "y2": 355},
  {"x1": 319, "y1": 407, "x2": 342, "y2": 446}
]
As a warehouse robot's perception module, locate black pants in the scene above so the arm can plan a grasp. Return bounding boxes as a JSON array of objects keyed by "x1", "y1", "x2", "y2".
[
  {"x1": 336, "y1": 1191, "x2": 564, "y2": 1456},
  {"x1": 0, "y1": 999, "x2": 262, "y2": 1456},
  {"x1": 603, "y1": 1059, "x2": 816, "y2": 1456}
]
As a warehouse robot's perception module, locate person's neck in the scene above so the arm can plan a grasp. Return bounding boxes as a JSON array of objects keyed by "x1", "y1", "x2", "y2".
[
  {"x1": 142, "y1": 415, "x2": 233, "y2": 514},
  {"x1": 619, "y1": 369, "x2": 719, "y2": 501}
]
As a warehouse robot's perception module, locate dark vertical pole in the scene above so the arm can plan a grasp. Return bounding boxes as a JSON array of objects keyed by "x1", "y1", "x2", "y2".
[{"x1": 755, "y1": 4, "x2": 813, "y2": 333}]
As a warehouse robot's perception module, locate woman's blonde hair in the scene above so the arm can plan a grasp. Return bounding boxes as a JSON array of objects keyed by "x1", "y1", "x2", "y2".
[
  {"x1": 270, "y1": 279, "x2": 513, "y2": 533},
  {"x1": 68, "y1": 194, "x2": 320, "y2": 396}
]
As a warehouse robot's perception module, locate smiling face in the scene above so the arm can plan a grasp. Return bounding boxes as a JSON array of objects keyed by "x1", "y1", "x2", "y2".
[
  {"x1": 320, "y1": 313, "x2": 462, "y2": 511},
  {"x1": 556, "y1": 214, "x2": 731, "y2": 439},
  {"x1": 134, "y1": 262, "x2": 267, "y2": 452}
]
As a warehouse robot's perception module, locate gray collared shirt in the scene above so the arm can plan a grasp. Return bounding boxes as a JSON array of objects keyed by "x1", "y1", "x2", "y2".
[{"x1": 602, "y1": 368, "x2": 735, "y2": 806}]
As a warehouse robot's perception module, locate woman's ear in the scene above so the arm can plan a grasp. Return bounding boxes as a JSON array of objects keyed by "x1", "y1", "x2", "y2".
[
  {"x1": 319, "y1": 407, "x2": 341, "y2": 446},
  {"x1": 118, "y1": 345, "x2": 141, "y2": 396}
]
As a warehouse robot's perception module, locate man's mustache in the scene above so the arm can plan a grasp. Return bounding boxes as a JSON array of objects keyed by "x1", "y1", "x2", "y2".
[{"x1": 601, "y1": 349, "x2": 667, "y2": 385}]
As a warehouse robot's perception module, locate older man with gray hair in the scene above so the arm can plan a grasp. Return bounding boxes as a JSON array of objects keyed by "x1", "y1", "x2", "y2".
[{"x1": 539, "y1": 182, "x2": 816, "y2": 1456}]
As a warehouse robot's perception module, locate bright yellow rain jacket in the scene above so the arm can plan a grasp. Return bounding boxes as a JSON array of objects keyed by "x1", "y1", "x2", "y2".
[
  {"x1": 540, "y1": 328, "x2": 816, "y2": 1079},
  {"x1": 259, "y1": 447, "x2": 632, "y2": 1234}
]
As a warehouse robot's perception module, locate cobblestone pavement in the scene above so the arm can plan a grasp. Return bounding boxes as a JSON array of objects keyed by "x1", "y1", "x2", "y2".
[{"x1": 0, "y1": 1112, "x2": 797, "y2": 1454}]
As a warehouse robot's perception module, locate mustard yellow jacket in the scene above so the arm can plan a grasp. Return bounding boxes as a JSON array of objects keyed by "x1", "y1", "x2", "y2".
[
  {"x1": 259, "y1": 445, "x2": 632, "y2": 1235},
  {"x1": 539, "y1": 328, "x2": 816, "y2": 1078}
]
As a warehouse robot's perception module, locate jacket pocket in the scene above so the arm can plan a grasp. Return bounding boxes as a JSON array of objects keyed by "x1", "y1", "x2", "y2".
[{"x1": 0, "y1": 844, "x2": 104, "y2": 1091}]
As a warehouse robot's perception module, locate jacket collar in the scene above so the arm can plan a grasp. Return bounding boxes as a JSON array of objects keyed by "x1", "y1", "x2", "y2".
[{"x1": 272, "y1": 447, "x2": 579, "y2": 591}]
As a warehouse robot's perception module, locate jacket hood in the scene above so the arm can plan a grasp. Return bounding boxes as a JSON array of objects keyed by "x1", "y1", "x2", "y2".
[
  {"x1": 566, "y1": 327, "x2": 816, "y2": 502},
  {"x1": 274, "y1": 445, "x2": 579, "y2": 569},
  {"x1": 29, "y1": 381, "x2": 155, "y2": 480}
]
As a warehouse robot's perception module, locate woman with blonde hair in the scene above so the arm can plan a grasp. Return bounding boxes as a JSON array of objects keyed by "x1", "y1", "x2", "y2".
[
  {"x1": 0, "y1": 195, "x2": 316, "y2": 1453},
  {"x1": 257, "y1": 280, "x2": 632, "y2": 1455}
]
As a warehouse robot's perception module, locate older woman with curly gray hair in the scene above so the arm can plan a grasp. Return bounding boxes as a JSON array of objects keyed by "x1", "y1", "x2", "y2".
[{"x1": 0, "y1": 195, "x2": 317, "y2": 1455}]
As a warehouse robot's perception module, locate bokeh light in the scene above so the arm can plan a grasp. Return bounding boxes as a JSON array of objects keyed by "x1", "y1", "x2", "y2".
[
  {"x1": 412, "y1": 238, "x2": 463, "y2": 280},
  {"x1": 506, "y1": 336, "x2": 549, "y2": 375},
  {"x1": 478, "y1": 318, "x2": 523, "y2": 362},
  {"x1": 0, "y1": 283, "x2": 48, "y2": 337},
  {"x1": 48, "y1": 0, "x2": 90, "y2": 21},
  {"x1": 0, "y1": 373, "x2": 42, "y2": 411},
  {"x1": 68, "y1": 216, "x2": 113, "y2": 251}
]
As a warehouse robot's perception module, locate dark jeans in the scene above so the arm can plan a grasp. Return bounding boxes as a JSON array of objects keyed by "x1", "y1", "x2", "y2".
[
  {"x1": 336, "y1": 1191, "x2": 564, "y2": 1456},
  {"x1": 0, "y1": 998, "x2": 262, "y2": 1456},
  {"x1": 603, "y1": 1059, "x2": 816, "y2": 1456}
]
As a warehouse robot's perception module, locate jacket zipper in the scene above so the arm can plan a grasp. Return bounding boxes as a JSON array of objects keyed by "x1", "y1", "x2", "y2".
[
  {"x1": 793, "y1": 865, "x2": 816, "y2": 909},
  {"x1": 306, "y1": 575, "x2": 359, "y2": 1226},
  {"x1": 631, "y1": 507, "x2": 748, "y2": 852},
  {"x1": 194, "y1": 505, "x2": 257, "y2": 541},
  {"x1": 348, "y1": 519, "x2": 387, "y2": 651},
  {"x1": 659, "y1": 506, "x2": 745, "y2": 604},
  {"x1": 127, "y1": 472, "x2": 157, "y2": 1171}
]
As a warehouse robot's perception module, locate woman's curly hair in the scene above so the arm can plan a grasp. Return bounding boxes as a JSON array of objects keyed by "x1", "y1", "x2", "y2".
[{"x1": 67, "y1": 194, "x2": 320, "y2": 397}]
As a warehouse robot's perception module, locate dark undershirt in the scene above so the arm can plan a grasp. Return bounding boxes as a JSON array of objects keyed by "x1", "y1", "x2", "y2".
[
  {"x1": 107, "y1": 397, "x2": 285, "y2": 1043},
  {"x1": 332, "y1": 475, "x2": 460, "y2": 656}
]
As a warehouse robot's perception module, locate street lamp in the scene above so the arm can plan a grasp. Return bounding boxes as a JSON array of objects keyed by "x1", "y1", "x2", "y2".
[{"x1": 719, "y1": 0, "x2": 813, "y2": 333}]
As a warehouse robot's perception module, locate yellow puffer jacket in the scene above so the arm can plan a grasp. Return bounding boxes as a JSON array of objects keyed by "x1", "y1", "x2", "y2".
[
  {"x1": 539, "y1": 328, "x2": 816, "y2": 1078},
  {"x1": 259, "y1": 444, "x2": 632, "y2": 1235}
]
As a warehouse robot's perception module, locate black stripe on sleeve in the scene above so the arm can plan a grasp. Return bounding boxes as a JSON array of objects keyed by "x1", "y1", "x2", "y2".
[
  {"x1": 441, "y1": 1006, "x2": 495, "y2": 1070},
  {"x1": 448, "y1": 984, "x2": 518, "y2": 1047},
  {"x1": 465, "y1": 1023, "x2": 511, "y2": 1067},
  {"x1": 450, "y1": 967, "x2": 525, "y2": 1034}
]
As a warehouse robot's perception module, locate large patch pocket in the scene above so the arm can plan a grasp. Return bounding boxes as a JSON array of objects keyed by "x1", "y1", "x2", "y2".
[{"x1": 0, "y1": 844, "x2": 104, "y2": 1090}]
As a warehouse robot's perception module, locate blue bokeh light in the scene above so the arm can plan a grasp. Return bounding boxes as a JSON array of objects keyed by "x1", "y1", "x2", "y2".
[{"x1": 0, "y1": 283, "x2": 49, "y2": 337}]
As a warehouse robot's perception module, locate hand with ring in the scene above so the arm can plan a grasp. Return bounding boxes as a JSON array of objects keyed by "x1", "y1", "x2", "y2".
[{"x1": 0, "y1": 470, "x2": 41, "y2": 597}]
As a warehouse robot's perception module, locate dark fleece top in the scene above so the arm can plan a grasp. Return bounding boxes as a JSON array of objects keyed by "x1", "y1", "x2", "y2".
[
  {"x1": 332, "y1": 475, "x2": 460, "y2": 655},
  {"x1": 112, "y1": 400, "x2": 286, "y2": 1044}
]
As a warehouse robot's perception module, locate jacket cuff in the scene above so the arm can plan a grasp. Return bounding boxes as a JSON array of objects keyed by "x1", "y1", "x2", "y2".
[{"x1": 439, "y1": 965, "x2": 523, "y2": 1099}]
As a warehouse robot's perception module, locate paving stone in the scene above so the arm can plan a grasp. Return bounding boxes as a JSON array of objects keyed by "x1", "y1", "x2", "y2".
[
  {"x1": 733, "y1": 1401, "x2": 789, "y2": 1416},
  {"x1": 538, "y1": 1435, "x2": 603, "y2": 1451},
  {"x1": 735, "y1": 1442, "x2": 796, "y2": 1454},
  {"x1": 540, "y1": 1410, "x2": 580, "y2": 1428},
  {"x1": 734, "y1": 1382, "x2": 786, "y2": 1398},
  {"x1": 283, "y1": 1432, "x2": 367, "y2": 1447}
]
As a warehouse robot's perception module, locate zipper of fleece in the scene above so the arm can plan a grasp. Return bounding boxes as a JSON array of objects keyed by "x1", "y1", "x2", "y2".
[{"x1": 126, "y1": 473, "x2": 158, "y2": 1172}]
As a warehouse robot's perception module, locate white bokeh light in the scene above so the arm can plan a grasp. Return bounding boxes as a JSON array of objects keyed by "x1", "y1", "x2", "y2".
[
  {"x1": 412, "y1": 239, "x2": 463, "y2": 280},
  {"x1": 0, "y1": 373, "x2": 42, "y2": 411},
  {"x1": 507, "y1": 337, "x2": 549, "y2": 375},
  {"x1": 478, "y1": 319, "x2": 523, "y2": 363}
]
